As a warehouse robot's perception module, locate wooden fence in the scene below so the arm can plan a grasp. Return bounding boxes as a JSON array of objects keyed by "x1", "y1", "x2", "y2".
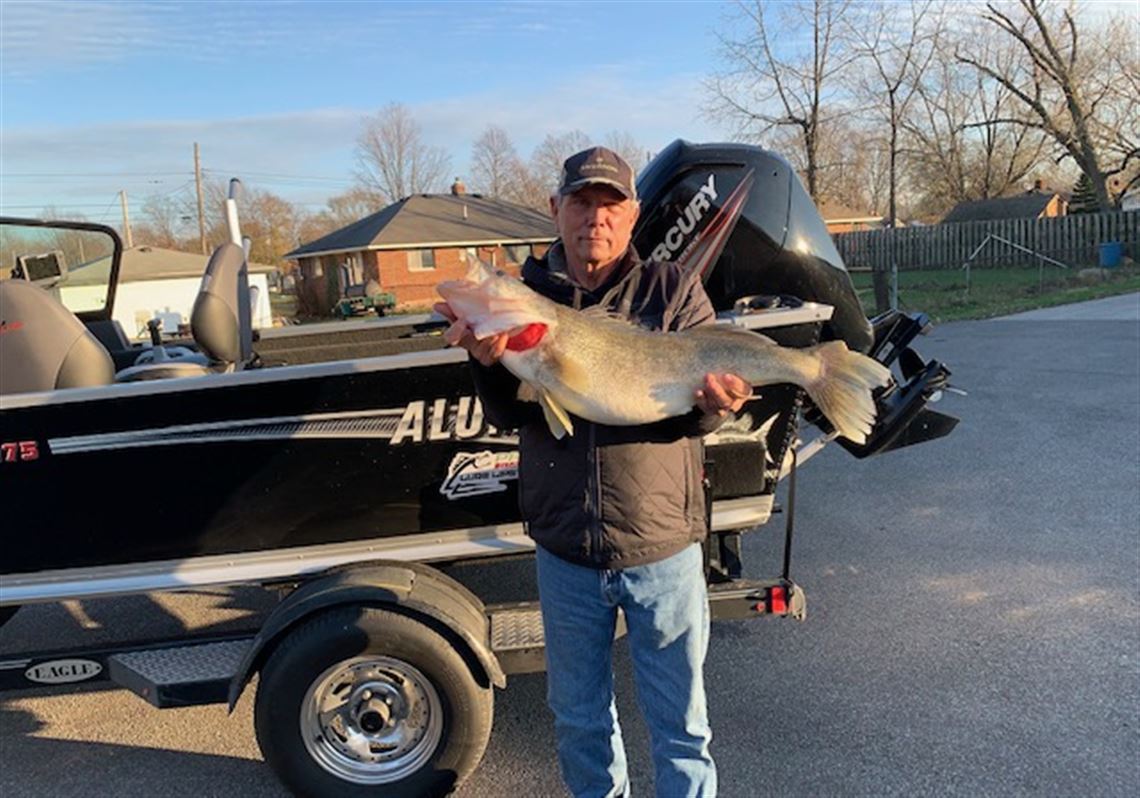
[{"x1": 833, "y1": 210, "x2": 1139, "y2": 271}]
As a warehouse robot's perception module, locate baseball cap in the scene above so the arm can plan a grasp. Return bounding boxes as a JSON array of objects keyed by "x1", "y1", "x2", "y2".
[{"x1": 558, "y1": 146, "x2": 637, "y2": 200}]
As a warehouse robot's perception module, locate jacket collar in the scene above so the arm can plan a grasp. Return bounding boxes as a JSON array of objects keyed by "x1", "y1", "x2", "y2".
[{"x1": 523, "y1": 242, "x2": 642, "y2": 309}]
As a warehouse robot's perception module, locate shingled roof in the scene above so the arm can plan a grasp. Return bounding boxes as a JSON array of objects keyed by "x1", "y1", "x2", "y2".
[
  {"x1": 287, "y1": 194, "x2": 556, "y2": 258},
  {"x1": 68, "y1": 245, "x2": 273, "y2": 287},
  {"x1": 941, "y1": 193, "x2": 1057, "y2": 224}
]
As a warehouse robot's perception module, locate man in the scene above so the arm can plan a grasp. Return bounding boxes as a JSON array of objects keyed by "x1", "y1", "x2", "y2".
[{"x1": 436, "y1": 147, "x2": 748, "y2": 798}]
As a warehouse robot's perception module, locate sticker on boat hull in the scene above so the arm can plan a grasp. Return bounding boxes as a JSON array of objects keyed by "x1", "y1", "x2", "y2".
[{"x1": 440, "y1": 451, "x2": 519, "y2": 499}]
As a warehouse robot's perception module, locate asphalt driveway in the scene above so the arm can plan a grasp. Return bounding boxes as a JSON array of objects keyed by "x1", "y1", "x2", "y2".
[{"x1": 2, "y1": 294, "x2": 1137, "y2": 797}]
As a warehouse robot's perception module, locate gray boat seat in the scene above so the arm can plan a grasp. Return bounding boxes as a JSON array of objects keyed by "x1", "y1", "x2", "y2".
[
  {"x1": 115, "y1": 241, "x2": 253, "y2": 383},
  {"x1": 191, "y1": 241, "x2": 253, "y2": 369},
  {"x1": 0, "y1": 279, "x2": 115, "y2": 395}
]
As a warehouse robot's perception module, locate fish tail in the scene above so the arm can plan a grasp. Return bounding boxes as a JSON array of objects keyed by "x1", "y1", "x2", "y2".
[{"x1": 803, "y1": 341, "x2": 893, "y2": 444}]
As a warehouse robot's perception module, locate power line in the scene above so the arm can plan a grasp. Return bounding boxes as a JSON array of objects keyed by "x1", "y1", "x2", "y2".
[
  {"x1": 2, "y1": 171, "x2": 191, "y2": 178},
  {"x1": 2, "y1": 203, "x2": 129, "y2": 209}
]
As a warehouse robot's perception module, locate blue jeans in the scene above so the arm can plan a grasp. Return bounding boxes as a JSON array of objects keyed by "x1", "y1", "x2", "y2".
[{"x1": 536, "y1": 543, "x2": 717, "y2": 798}]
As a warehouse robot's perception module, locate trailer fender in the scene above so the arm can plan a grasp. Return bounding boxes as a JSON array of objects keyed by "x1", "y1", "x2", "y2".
[{"x1": 227, "y1": 561, "x2": 505, "y2": 710}]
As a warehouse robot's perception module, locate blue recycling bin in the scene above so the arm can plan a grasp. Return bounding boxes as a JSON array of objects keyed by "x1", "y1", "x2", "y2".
[{"x1": 1098, "y1": 241, "x2": 1123, "y2": 268}]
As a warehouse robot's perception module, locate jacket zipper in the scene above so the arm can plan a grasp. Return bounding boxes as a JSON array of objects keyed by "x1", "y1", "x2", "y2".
[{"x1": 586, "y1": 422, "x2": 602, "y2": 560}]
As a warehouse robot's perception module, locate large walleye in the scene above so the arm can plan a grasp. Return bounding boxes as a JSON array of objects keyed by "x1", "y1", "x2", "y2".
[{"x1": 436, "y1": 267, "x2": 892, "y2": 444}]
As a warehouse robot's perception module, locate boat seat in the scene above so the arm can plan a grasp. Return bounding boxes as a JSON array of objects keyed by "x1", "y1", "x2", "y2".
[
  {"x1": 191, "y1": 241, "x2": 253, "y2": 369},
  {"x1": 0, "y1": 279, "x2": 115, "y2": 395},
  {"x1": 115, "y1": 241, "x2": 253, "y2": 383}
]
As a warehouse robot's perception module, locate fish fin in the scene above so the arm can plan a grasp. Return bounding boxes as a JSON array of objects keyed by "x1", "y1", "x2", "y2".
[
  {"x1": 516, "y1": 382, "x2": 539, "y2": 403},
  {"x1": 538, "y1": 390, "x2": 574, "y2": 439},
  {"x1": 579, "y1": 305, "x2": 634, "y2": 324},
  {"x1": 804, "y1": 341, "x2": 893, "y2": 445}
]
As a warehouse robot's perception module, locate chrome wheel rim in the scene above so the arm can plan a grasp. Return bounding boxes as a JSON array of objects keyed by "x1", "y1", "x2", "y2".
[{"x1": 300, "y1": 655, "x2": 443, "y2": 784}]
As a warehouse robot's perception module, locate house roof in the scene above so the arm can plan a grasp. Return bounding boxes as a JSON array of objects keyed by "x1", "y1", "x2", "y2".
[
  {"x1": 287, "y1": 194, "x2": 557, "y2": 259},
  {"x1": 941, "y1": 192, "x2": 1058, "y2": 224},
  {"x1": 817, "y1": 200, "x2": 882, "y2": 224},
  {"x1": 69, "y1": 245, "x2": 274, "y2": 286}
]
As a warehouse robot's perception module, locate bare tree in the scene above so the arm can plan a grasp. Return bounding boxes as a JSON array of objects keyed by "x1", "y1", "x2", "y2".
[
  {"x1": 136, "y1": 193, "x2": 186, "y2": 249},
  {"x1": 603, "y1": 130, "x2": 649, "y2": 172},
  {"x1": 294, "y1": 187, "x2": 385, "y2": 250},
  {"x1": 956, "y1": 0, "x2": 1133, "y2": 211},
  {"x1": 355, "y1": 103, "x2": 452, "y2": 202},
  {"x1": 845, "y1": 0, "x2": 939, "y2": 227},
  {"x1": 503, "y1": 161, "x2": 552, "y2": 212},
  {"x1": 904, "y1": 17, "x2": 1049, "y2": 218},
  {"x1": 707, "y1": 0, "x2": 855, "y2": 201},
  {"x1": 326, "y1": 187, "x2": 385, "y2": 227},
  {"x1": 530, "y1": 130, "x2": 592, "y2": 192},
  {"x1": 809, "y1": 119, "x2": 891, "y2": 215},
  {"x1": 471, "y1": 125, "x2": 523, "y2": 198}
]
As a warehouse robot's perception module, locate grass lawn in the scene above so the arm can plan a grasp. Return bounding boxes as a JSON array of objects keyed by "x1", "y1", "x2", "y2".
[{"x1": 849, "y1": 262, "x2": 1140, "y2": 322}]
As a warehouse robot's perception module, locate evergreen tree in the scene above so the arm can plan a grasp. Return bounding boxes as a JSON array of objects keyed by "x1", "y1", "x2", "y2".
[{"x1": 1070, "y1": 173, "x2": 1099, "y2": 214}]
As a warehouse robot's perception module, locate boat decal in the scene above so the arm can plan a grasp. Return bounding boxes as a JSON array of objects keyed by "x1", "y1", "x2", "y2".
[
  {"x1": 24, "y1": 658, "x2": 103, "y2": 684},
  {"x1": 47, "y1": 396, "x2": 517, "y2": 454},
  {"x1": 440, "y1": 451, "x2": 520, "y2": 500},
  {"x1": 1, "y1": 440, "x2": 41, "y2": 463},
  {"x1": 647, "y1": 170, "x2": 753, "y2": 278}
]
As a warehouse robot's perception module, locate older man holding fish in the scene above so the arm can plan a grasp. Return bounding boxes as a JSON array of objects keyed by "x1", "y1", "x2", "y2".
[{"x1": 435, "y1": 146, "x2": 748, "y2": 798}]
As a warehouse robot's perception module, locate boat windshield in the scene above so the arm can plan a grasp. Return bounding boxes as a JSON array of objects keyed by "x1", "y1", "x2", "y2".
[{"x1": 0, "y1": 218, "x2": 119, "y2": 318}]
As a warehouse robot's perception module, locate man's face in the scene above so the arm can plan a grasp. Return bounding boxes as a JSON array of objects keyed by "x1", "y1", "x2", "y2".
[{"x1": 550, "y1": 184, "x2": 640, "y2": 274}]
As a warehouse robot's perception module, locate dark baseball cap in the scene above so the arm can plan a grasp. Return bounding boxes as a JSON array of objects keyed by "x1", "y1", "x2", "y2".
[{"x1": 558, "y1": 146, "x2": 637, "y2": 200}]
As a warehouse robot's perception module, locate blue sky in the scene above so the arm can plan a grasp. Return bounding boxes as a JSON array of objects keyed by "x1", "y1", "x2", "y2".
[{"x1": 1, "y1": 0, "x2": 732, "y2": 222}]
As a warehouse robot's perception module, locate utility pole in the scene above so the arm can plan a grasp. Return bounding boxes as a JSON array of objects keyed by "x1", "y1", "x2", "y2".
[
  {"x1": 119, "y1": 190, "x2": 133, "y2": 248},
  {"x1": 194, "y1": 142, "x2": 207, "y2": 254}
]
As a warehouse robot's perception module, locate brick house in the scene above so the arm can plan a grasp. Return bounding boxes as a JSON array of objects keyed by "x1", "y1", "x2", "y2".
[{"x1": 287, "y1": 184, "x2": 556, "y2": 315}]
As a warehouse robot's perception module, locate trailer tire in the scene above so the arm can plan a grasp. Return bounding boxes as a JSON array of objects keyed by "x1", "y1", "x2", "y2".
[{"x1": 254, "y1": 606, "x2": 492, "y2": 798}]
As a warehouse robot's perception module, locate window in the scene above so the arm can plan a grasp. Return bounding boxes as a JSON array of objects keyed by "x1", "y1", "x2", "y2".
[
  {"x1": 407, "y1": 249, "x2": 436, "y2": 271},
  {"x1": 343, "y1": 253, "x2": 363, "y2": 285}
]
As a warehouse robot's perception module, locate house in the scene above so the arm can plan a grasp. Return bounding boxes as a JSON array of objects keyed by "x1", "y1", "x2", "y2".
[
  {"x1": 941, "y1": 185, "x2": 1068, "y2": 224},
  {"x1": 817, "y1": 200, "x2": 886, "y2": 234},
  {"x1": 64, "y1": 245, "x2": 275, "y2": 339},
  {"x1": 286, "y1": 183, "x2": 557, "y2": 314},
  {"x1": 1121, "y1": 187, "x2": 1140, "y2": 212}
]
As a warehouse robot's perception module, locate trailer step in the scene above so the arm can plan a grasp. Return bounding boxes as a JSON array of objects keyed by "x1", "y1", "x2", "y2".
[
  {"x1": 108, "y1": 638, "x2": 252, "y2": 708},
  {"x1": 487, "y1": 603, "x2": 628, "y2": 676},
  {"x1": 490, "y1": 607, "x2": 545, "y2": 652}
]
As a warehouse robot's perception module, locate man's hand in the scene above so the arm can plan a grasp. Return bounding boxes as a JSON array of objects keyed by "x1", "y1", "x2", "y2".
[
  {"x1": 434, "y1": 302, "x2": 509, "y2": 367},
  {"x1": 694, "y1": 373, "x2": 751, "y2": 417}
]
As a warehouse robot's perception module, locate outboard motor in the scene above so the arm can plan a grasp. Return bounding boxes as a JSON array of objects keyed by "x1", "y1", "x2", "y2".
[
  {"x1": 634, "y1": 140, "x2": 957, "y2": 457},
  {"x1": 634, "y1": 139, "x2": 873, "y2": 353}
]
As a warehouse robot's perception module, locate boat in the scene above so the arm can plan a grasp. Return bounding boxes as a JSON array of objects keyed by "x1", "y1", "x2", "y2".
[{"x1": 0, "y1": 141, "x2": 956, "y2": 797}]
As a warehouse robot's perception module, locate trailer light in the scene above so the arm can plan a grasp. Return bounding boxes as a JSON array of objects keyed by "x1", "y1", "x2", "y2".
[{"x1": 770, "y1": 586, "x2": 787, "y2": 614}]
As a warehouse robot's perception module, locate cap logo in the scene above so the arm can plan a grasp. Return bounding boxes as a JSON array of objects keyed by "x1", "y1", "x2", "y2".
[{"x1": 557, "y1": 146, "x2": 636, "y2": 199}]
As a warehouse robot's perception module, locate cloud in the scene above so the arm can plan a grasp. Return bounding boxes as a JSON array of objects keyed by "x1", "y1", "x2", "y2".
[
  {"x1": 1, "y1": 69, "x2": 725, "y2": 214},
  {"x1": 0, "y1": 1, "x2": 165, "y2": 77}
]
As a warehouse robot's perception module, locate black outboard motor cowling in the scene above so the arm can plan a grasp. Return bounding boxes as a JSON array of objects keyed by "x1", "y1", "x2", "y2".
[
  {"x1": 635, "y1": 140, "x2": 958, "y2": 458},
  {"x1": 633, "y1": 140, "x2": 873, "y2": 353}
]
